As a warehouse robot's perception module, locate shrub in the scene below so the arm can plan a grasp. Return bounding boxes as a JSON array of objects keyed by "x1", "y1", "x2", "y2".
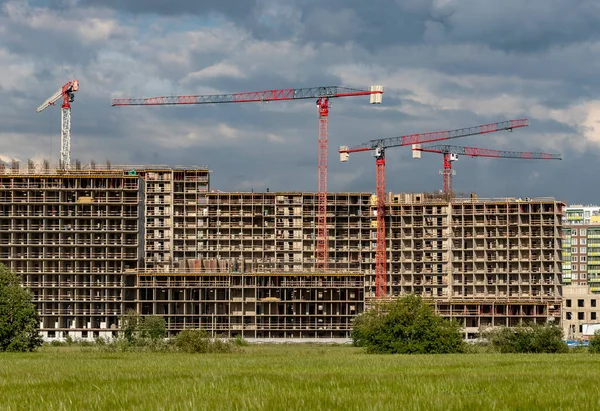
[
  {"x1": 0, "y1": 264, "x2": 43, "y2": 352},
  {"x1": 484, "y1": 322, "x2": 568, "y2": 353},
  {"x1": 589, "y1": 331, "x2": 600, "y2": 354},
  {"x1": 233, "y1": 335, "x2": 249, "y2": 347},
  {"x1": 173, "y1": 329, "x2": 237, "y2": 353},
  {"x1": 351, "y1": 295, "x2": 465, "y2": 354}
]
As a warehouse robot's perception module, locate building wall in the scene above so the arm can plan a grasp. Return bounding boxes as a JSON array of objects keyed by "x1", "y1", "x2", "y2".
[
  {"x1": 0, "y1": 168, "x2": 141, "y2": 339},
  {"x1": 561, "y1": 205, "x2": 600, "y2": 291},
  {"x1": 563, "y1": 206, "x2": 600, "y2": 226},
  {"x1": 0, "y1": 163, "x2": 565, "y2": 340},
  {"x1": 562, "y1": 285, "x2": 600, "y2": 340},
  {"x1": 141, "y1": 192, "x2": 564, "y2": 339}
]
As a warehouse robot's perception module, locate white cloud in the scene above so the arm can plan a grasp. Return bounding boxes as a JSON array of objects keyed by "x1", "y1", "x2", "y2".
[{"x1": 182, "y1": 62, "x2": 247, "y2": 84}]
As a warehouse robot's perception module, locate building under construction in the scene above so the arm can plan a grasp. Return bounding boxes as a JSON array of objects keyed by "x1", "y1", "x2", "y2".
[{"x1": 0, "y1": 161, "x2": 563, "y2": 340}]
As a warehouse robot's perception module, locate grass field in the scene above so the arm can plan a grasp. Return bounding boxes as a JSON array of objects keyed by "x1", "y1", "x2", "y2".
[{"x1": 1, "y1": 345, "x2": 599, "y2": 410}]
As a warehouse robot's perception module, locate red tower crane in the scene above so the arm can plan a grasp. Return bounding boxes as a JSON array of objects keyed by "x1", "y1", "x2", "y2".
[
  {"x1": 36, "y1": 80, "x2": 79, "y2": 168},
  {"x1": 338, "y1": 119, "x2": 529, "y2": 298},
  {"x1": 412, "y1": 144, "x2": 562, "y2": 194},
  {"x1": 112, "y1": 85, "x2": 383, "y2": 271}
]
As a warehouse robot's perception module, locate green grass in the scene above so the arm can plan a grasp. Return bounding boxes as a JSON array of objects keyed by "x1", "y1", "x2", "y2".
[{"x1": 1, "y1": 345, "x2": 599, "y2": 410}]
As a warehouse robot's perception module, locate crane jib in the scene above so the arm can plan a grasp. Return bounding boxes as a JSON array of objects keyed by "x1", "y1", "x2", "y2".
[
  {"x1": 111, "y1": 86, "x2": 383, "y2": 106},
  {"x1": 340, "y1": 119, "x2": 531, "y2": 153}
]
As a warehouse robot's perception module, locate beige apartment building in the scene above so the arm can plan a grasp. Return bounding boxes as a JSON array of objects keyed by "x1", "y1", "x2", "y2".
[
  {"x1": 0, "y1": 161, "x2": 564, "y2": 340},
  {"x1": 562, "y1": 285, "x2": 600, "y2": 340}
]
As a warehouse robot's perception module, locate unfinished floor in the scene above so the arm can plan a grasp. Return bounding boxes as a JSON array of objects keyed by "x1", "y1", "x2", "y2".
[{"x1": 0, "y1": 162, "x2": 564, "y2": 340}]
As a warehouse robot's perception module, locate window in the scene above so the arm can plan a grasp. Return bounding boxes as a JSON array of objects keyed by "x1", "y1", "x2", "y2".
[
  {"x1": 581, "y1": 273, "x2": 587, "y2": 279},
  {"x1": 573, "y1": 264, "x2": 579, "y2": 271},
  {"x1": 573, "y1": 238, "x2": 579, "y2": 245},
  {"x1": 592, "y1": 300, "x2": 597, "y2": 308},
  {"x1": 581, "y1": 266, "x2": 587, "y2": 272},
  {"x1": 573, "y1": 229, "x2": 578, "y2": 236},
  {"x1": 573, "y1": 273, "x2": 579, "y2": 280},
  {"x1": 572, "y1": 247, "x2": 577, "y2": 253},
  {"x1": 581, "y1": 256, "x2": 587, "y2": 262},
  {"x1": 593, "y1": 312, "x2": 597, "y2": 320},
  {"x1": 572, "y1": 256, "x2": 578, "y2": 262},
  {"x1": 566, "y1": 299, "x2": 572, "y2": 307},
  {"x1": 566, "y1": 312, "x2": 572, "y2": 320},
  {"x1": 581, "y1": 238, "x2": 587, "y2": 245},
  {"x1": 578, "y1": 299, "x2": 585, "y2": 307},
  {"x1": 581, "y1": 229, "x2": 587, "y2": 236},
  {"x1": 578, "y1": 312, "x2": 585, "y2": 320},
  {"x1": 581, "y1": 247, "x2": 587, "y2": 254}
]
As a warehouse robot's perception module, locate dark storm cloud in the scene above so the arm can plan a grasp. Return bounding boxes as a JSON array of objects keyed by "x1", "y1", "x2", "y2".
[
  {"x1": 1, "y1": 0, "x2": 599, "y2": 204},
  {"x1": 77, "y1": 0, "x2": 259, "y2": 19},
  {"x1": 74, "y1": 0, "x2": 600, "y2": 53}
]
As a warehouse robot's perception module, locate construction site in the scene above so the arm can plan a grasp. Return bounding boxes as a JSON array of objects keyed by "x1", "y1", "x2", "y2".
[
  {"x1": 3, "y1": 81, "x2": 564, "y2": 341},
  {"x1": 0, "y1": 161, "x2": 563, "y2": 340}
]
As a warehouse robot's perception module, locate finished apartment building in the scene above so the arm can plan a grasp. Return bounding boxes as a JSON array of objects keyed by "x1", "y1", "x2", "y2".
[
  {"x1": 562, "y1": 206, "x2": 600, "y2": 289},
  {"x1": 0, "y1": 161, "x2": 564, "y2": 340},
  {"x1": 560, "y1": 206, "x2": 600, "y2": 339}
]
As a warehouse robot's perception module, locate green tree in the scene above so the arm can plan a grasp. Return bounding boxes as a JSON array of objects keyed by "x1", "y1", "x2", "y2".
[
  {"x1": 0, "y1": 264, "x2": 43, "y2": 352},
  {"x1": 352, "y1": 295, "x2": 464, "y2": 354},
  {"x1": 120, "y1": 309, "x2": 141, "y2": 344},
  {"x1": 120, "y1": 311, "x2": 166, "y2": 343},
  {"x1": 483, "y1": 322, "x2": 568, "y2": 353},
  {"x1": 139, "y1": 316, "x2": 167, "y2": 341}
]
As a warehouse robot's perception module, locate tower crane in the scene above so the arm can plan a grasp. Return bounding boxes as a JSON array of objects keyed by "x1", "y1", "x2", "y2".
[
  {"x1": 412, "y1": 144, "x2": 562, "y2": 194},
  {"x1": 36, "y1": 80, "x2": 79, "y2": 168},
  {"x1": 338, "y1": 119, "x2": 529, "y2": 298},
  {"x1": 112, "y1": 85, "x2": 384, "y2": 271}
]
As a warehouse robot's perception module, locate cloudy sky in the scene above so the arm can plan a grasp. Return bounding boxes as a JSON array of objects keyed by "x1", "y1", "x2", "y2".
[{"x1": 1, "y1": 0, "x2": 598, "y2": 204}]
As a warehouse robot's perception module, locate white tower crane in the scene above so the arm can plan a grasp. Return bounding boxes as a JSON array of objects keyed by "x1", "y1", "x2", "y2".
[{"x1": 36, "y1": 80, "x2": 79, "y2": 168}]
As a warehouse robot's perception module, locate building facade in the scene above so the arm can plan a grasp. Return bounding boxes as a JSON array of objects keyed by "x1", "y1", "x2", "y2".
[
  {"x1": 562, "y1": 285, "x2": 600, "y2": 340},
  {"x1": 562, "y1": 206, "x2": 600, "y2": 290},
  {"x1": 0, "y1": 162, "x2": 565, "y2": 340}
]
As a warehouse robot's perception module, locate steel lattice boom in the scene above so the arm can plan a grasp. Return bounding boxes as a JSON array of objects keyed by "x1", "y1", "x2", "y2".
[
  {"x1": 413, "y1": 144, "x2": 561, "y2": 194},
  {"x1": 418, "y1": 144, "x2": 561, "y2": 160},
  {"x1": 111, "y1": 86, "x2": 382, "y2": 106},
  {"x1": 339, "y1": 119, "x2": 529, "y2": 155},
  {"x1": 339, "y1": 119, "x2": 529, "y2": 298},
  {"x1": 36, "y1": 80, "x2": 79, "y2": 168},
  {"x1": 113, "y1": 85, "x2": 383, "y2": 271}
]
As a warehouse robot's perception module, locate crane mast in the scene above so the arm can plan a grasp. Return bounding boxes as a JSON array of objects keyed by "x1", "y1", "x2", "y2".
[
  {"x1": 413, "y1": 144, "x2": 562, "y2": 194},
  {"x1": 316, "y1": 98, "x2": 329, "y2": 270},
  {"x1": 113, "y1": 85, "x2": 383, "y2": 271},
  {"x1": 36, "y1": 80, "x2": 79, "y2": 168},
  {"x1": 339, "y1": 119, "x2": 529, "y2": 298}
]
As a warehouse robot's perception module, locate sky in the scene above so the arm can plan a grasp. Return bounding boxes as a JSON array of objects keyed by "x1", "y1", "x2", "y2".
[{"x1": 1, "y1": 0, "x2": 599, "y2": 204}]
